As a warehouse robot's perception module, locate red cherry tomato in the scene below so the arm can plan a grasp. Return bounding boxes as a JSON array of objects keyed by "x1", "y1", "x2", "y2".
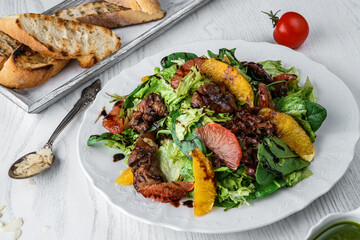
[{"x1": 264, "y1": 10, "x2": 309, "y2": 49}]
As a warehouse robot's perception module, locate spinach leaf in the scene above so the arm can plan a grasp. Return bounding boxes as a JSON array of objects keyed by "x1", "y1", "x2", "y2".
[
  {"x1": 255, "y1": 162, "x2": 277, "y2": 186},
  {"x1": 305, "y1": 101, "x2": 327, "y2": 132},
  {"x1": 247, "y1": 179, "x2": 286, "y2": 200},
  {"x1": 160, "y1": 52, "x2": 198, "y2": 69},
  {"x1": 256, "y1": 137, "x2": 309, "y2": 185}
]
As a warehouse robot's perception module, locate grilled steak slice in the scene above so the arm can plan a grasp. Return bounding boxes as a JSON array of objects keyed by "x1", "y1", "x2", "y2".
[
  {"x1": 242, "y1": 61, "x2": 273, "y2": 84},
  {"x1": 129, "y1": 93, "x2": 168, "y2": 133},
  {"x1": 128, "y1": 132, "x2": 165, "y2": 191},
  {"x1": 191, "y1": 81, "x2": 236, "y2": 113},
  {"x1": 138, "y1": 181, "x2": 194, "y2": 202},
  {"x1": 102, "y1": 100, "x2": 124, "y2": 135}
]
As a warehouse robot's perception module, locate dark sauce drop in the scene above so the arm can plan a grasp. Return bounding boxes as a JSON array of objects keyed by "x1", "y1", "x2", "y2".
[
  {"x1": 170, "y1": 200, "x2": 180, "y2": 208},
  {"x1": 95, "y1": 106, "x2": 107, "y2": 123},
  {"x1": 182, "y1": 200, "x2": 193, "y2": 208},
  {"x1": 113, "y1": 153, "x2": 125, "y2": 162}
]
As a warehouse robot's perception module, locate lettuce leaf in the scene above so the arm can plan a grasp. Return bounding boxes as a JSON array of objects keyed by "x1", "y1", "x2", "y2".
[
  {"x1": 180, "y1": 158, "x2": 194, "y2": 182},
  {"x1": 283, "y1": 167, "x2": 312, "y2": 187},
  {"x1": 156, "y1": 139, "x2": 187, "y2": 181},
  {"x1": 214, "y1": 167, "x2": 255, "y2": 210}
]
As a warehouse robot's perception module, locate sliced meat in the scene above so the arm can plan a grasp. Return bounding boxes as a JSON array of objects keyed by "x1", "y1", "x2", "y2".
[
  {"x1": 171, "y1": 57, "x2": 206, "y2": 89},
  {"x1": 258, "y1": 83, "x2": 275, "y2": 109},
  {"x1": 241, "y1": 62, "x2": 273, "y2": 84},
  {"x1": 221, "y1": 107, "x2": 275, "y2": 178},
  {"x1": 273, "y1": 73, "x2": 298, "y2": 83},
  {"x1": 128, "y1": 132, "x2": 165, "y2": 191},
  {"x1": 191, "y1": 81, "x2": 236, "y2": 113},
  {"x1": 129, "y1": 93, "x2": 168, "y2": 133},
  {"x1": 102, "y1": 100, "x2": 124, "y2": 135},
  {"x1": 138, "y1": 181, "x2": 194, "y2": 202},
  {"x1": 272, "y1": 74, "x2": 298, "y2": 98}
]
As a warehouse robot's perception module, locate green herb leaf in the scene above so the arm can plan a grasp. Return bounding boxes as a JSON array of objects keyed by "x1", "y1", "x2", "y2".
[
  {"x1": 305, "y1": 101, "x2": 327, "y2": 132},
  {"x1": 160, "y1": 52, "x2": 198, "y2": 69}
]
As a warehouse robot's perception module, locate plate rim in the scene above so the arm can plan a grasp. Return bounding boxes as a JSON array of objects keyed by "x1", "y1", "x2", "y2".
[{"x1": 77, "y1": 39, "x2": 360, "y2": 233}]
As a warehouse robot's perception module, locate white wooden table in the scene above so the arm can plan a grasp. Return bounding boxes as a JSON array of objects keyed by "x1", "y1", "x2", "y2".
[{"x1": 1, "y1": 0, "x2": 360, "y2": 239}]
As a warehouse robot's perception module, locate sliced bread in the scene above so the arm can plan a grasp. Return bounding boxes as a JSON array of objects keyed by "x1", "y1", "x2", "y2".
[
  {"x1": 106, "y1": 0, "x2": 162, "y2": 14},
  {"x1": 54, "y1": 1, "x2": 165, "y2": 29},
  {"x1": 0, "y1": 13, "x2": 121, "y2": 67},
  {"x1": 0, "y1": 45, "x2": 69, "y2": 89},
  {"x1": 0, "y1": 31, "x2": 20, "y2": 70}
]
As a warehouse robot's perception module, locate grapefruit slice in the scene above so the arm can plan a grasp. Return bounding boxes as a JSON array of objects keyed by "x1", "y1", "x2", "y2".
[
  {"x1": 190, "y1": 148, "x2": 217, "y2": 217},
  {"x1": 196, "y1": 123, "x2": 242, "y2": 170},
  {"x1": 258, "y1": 108, "x2": 315, "y2": 161},
  {"x1": 200, "y1": 58, "x2": 254, "y2": 107},
  {"x1": 138, "y1": 181, "x2": 194, "y2": 203},
  {"x1": 115, "y1": 167, "x2": 133, "y2": 185}
]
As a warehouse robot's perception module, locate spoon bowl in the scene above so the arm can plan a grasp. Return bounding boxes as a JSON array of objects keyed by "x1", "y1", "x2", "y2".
[
  {"x1": 8, "y1": 79, "x2": 101, "y2": 179},
  {"x1": 8, "y1": 149, "x2": 56, "y2": 179}
]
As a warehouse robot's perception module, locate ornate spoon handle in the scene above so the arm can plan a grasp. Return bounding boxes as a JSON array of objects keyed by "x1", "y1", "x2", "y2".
[{"x1": 46, "y1": 79, "x2": 101, "y2": 147}]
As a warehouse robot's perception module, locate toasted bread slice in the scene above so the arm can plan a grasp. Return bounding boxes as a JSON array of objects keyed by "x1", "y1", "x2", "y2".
[
  {"x1": 106, "y1": 0, "x2": 161, "y2": 14},
  {"x1": 54, "y1": 1, "x2": 165, "y2": 29},
  {"x1": 0, "y1": 45, "x2": 69, "y2": 89},
  {"x1": 0, "y1": 13, "x2": 121, "y2": 67},
  {"x1": 0, "y1": 31, "x2": 20, "y2": 70}
]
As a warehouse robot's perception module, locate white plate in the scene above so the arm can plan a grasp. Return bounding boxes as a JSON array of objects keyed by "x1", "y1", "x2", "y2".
[{"x1": 77, "y1": 40, "x2": 360, "y2": 233}]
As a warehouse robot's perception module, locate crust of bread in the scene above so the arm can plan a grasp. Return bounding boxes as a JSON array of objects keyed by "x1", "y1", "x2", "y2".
[
  {"x1": 105, "y1": 0, "x2": 161, "y2": 14},
  {"x1": 55, "y1": 1, "x2": 165, "y2": 29},
  {"x1": 0, "y1": 56, "x2": 7, "y2": 70},
  {"x1": 0, "y1": 45, "x2": 69, "y2": 89},
  {"x1": 0, "y1": 14, "x2": 121, "y2": 67}
]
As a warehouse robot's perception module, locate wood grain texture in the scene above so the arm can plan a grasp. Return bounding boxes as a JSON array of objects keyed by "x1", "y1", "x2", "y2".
[{"x1": 0, "y1": 0, "x2": 360, "y2": 239}]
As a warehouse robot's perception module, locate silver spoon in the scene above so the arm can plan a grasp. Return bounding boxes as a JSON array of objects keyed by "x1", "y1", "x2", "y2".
[{"x1": 8, "y1": 79, "x2": 102, "y2": 179}]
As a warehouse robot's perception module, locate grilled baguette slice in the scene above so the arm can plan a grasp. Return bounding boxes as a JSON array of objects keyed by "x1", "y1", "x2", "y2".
[
  {"x1": 54, "y1": 1, "x2": 165, "y2": 29},
  {"x1": 106, "y1": 0, "x2": 162, "y2": 14},
  {"x1": 0, "y1": 13, "x2": 121, "y2": 68},
  {"x1": 0, "y1": 31, "x2": 20, "y2": 70},
  {"x1": 0, "y1": 45, "x2": 69, "y2": 89}
]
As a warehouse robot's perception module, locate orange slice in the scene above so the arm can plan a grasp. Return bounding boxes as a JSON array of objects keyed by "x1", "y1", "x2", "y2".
[
  {"x1": 115, "y1": 167, "x2": 134, "y2": 185},
  {"x1": 190, "y1": 148, "x2": 217, "y2": 217},
  {"x1": 141, "y1": 76, "x2": 149, "y2": 82},
  {"x1": 200, "y1": 58, "x2": 254, "y2": 107},
  {"x1": 258, "y1": 108, "x2": 315, "y2": 161}
]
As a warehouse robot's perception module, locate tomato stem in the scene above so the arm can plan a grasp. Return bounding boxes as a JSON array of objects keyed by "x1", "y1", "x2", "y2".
[{"x1": 262, "y1": 10, "x2": 281, "y2": 28}]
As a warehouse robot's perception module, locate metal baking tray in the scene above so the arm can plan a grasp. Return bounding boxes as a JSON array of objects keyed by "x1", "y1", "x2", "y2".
[{"x1": 0, "y1": 0, "x2": 211, "y2": 113}]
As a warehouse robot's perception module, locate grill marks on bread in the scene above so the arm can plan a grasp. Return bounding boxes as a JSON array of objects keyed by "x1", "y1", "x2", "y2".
[
  {"x1": 0, "y1": 13, "x2": 121, "y2": 68},
  {"x1": 55, "y1": 1, "x2": 165, "y2": 29}
]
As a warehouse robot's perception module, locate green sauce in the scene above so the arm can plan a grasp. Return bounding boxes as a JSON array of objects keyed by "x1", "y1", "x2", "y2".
[{"x1": 311, "y1": 221, "x2": 360, "y2": 240}]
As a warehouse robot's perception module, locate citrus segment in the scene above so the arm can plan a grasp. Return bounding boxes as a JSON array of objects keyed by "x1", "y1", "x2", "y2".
[
  {"x1": 196, "y1": 123, "x2": 242, "y2": 170},
  {"x1": 115, "y1": 167, "x2": 134, "y2": 185},
  {"x1": 258, "y1": 108, "x2": 315, "y2": 161},
  {"x1": 200, "y1": 58, "x2": 254, "y2": 107},
  {"x1": 190, "y1": 148, "x2": 217, "y2": 217}
]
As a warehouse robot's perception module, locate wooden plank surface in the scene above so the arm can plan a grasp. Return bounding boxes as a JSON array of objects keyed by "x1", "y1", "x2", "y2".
[{"x1": 0, "y1": 0, "x2": 360, "y2": 239}]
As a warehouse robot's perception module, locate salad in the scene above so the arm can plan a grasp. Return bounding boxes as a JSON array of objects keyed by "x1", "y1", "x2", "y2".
[{"x1": 87, "y1": 48, "x2": 327, "y2": 216}]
